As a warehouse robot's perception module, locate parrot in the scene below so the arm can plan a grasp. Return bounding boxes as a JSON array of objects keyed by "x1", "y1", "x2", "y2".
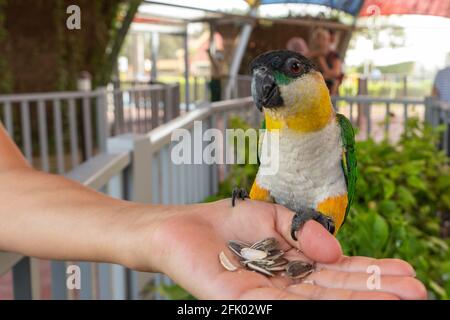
[{"x1": 231, "y1": 50, "x2": 357, "y2": 241}]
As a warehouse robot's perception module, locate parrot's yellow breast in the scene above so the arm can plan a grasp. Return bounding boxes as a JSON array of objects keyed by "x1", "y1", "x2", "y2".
[{"x1": 264, "y1": 71, "x2": 334, "y2": 133}]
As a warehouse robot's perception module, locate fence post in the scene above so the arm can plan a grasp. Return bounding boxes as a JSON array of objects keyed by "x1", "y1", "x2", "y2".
[
  {"x1": 403, "y1": 75, "x2": 408, "y2": 97},
  {"x1": 96, "y1": 87, "x2": 109, "y2": 152},
  {"x1": 107, "y1": 133, "x2": 153, "y2": 300},
  {"x1": 12, "y1": 257, "x2": 32, "y2": 300},
  {"x1": 357, "y1": 77, "x2": 368, "y2": 128},
  {"x1": 164, "y1": 85, "x2": 173, "y2": 122},
  {"x1": 174, "y1": 84, "x2": 181, "y2": 118},
  {"x1": 51, "y1": 261, "x2": 68, "y2": 299}
]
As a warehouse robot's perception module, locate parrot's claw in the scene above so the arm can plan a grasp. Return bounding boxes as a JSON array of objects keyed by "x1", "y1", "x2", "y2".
[
  {"x1": 291, "y1": 208, "x2": 335, "y2": 241},
  {"x1": 231, "y1": 187, "x2": 249, "y2": 207}
]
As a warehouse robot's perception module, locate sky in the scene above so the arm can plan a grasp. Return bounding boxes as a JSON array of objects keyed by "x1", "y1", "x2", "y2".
[{"x1": 347, "y1": 15, "x2": 450, "y2": 72}]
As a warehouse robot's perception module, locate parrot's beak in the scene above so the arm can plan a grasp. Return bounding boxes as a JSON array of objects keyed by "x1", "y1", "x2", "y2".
[{"x1": 251, "y1": 67, "x2": 284, "y2": 112}]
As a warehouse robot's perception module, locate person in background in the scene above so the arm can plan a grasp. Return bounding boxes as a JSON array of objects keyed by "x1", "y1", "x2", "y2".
[
  {"x1": 286, "y1": 37, "x2": 310, "y2": 57},
  {"x1": 433, "y1": 52, "x2": 450, "y2": 103},
  {"x1": 432, "y1": 52, "x2": 450, "y2": 156},
  {"x1": 208, "y1": 48, "x2": 225, "y2": 102},
  {"x1": 308, "y1": 28, "x2": 343, "y2": 95}
]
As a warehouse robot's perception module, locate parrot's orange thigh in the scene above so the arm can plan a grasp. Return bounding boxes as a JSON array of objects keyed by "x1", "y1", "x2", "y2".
[
  {"x1": 249, "y1": 182, "x2": 271, "y2": 202},
  {"x1": 317, "y1": 194, "x2": 348, "y2": 233}
]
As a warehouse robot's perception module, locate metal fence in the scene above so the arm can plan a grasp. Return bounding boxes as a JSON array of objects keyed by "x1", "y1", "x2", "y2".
[
  {"x1": 0, "y1": 92, "x2": 449, "y2": 299},
  {"x1": 332, "y1": 95, "x2": 426, "y2": 142},
  {"x1": 110, "y1": 83, "x2": 180, "y2": 136},
  {"x1": 0, "y1": 83, "x2": 180, "y2": 174}
]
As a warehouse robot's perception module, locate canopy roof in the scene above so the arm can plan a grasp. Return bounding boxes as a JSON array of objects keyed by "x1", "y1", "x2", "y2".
[
  {"x1": 359, "y1": 0, "x2": 450, "y2": 19},
  {"x1": 259, "y1": 0, "x2": 450, "y2": 18},
  {"x1": 259, "y1": 0, "x2": 364, "y2": 16}
]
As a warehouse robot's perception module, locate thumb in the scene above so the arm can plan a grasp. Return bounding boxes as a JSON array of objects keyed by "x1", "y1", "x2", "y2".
[{"x1": 274, "y1": 204, "x2": 342, "y2": 263}]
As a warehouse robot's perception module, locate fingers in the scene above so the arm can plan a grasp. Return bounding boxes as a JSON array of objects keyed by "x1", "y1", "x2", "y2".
[
  {"x1": 317, "y1": 256, "x2": 416, "y2": 277},
  {"x1": 286, "y1": 283, "x2": 400, "y2": 300},
  {"x1": 239, "y1": 287, "x2": 307, "y2": 300},
  {"x1": 274, "y1": 204, "x2": 342, "y2": 264},
  {"x1": 306, "y1": 269, "x2": 427, "y2": 300}
]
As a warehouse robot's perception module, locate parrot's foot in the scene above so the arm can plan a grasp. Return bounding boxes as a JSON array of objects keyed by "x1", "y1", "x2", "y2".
[
  {"x1": 231, "y1": 187, "x2": 249, "y2": 207},
  {"x1": 291, "y1": 208, "x2": 335, "y2": 241}
]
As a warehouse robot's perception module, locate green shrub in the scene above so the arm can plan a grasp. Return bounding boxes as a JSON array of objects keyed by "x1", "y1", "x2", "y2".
[{"x1": 338, "y1": 118, "x2": 450, "y2": 299}]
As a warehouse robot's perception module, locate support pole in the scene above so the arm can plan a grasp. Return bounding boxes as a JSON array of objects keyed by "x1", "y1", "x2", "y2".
[
  {"x1": 224, "y1": 9, "x2": 256, "y2": 100},
  {"x1": 151, "y1": 32, "x2": 159, "y2": 81},
  {"x1": 183, "y1": 30, "x2": 190, "y2": 110}
]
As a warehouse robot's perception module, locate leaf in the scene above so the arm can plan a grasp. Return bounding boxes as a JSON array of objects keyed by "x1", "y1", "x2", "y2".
[
  {"x1": 371, "y1": 214, "x2": 389, "y2": 250},
  {"x1": 365, "y1": 166, "x2": 383, "y2": 174},
  {"x1": 397, "y1": 186, "x2": 417, "y2": 208},
  {"x1": 427, "y1": 236, "x2": 449, "y2": 251},
  {"x1": 378, "y1": 200, "x2": 398, "y2": 215},
  {"x1": 429, "y1": 280, "x2": 446, "y2": 299},
  {"x1": 407, "y1": 176, "x2": 427, "y2": 191},
  {"x1": 157, "y1": 284, "x2": 195, "y2": 300},
  {"x1": 382, "y1": 178, "x2": 396, "y2": 199}
]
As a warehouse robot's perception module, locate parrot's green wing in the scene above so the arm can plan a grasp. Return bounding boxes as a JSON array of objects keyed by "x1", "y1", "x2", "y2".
[{"x1": 336, "y1": 113, "x2": 357, "y2": 225}]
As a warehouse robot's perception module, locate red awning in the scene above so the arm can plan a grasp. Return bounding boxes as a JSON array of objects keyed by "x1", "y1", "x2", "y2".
[{"x1": 359, "y1": 0, "x2": 450, "y2": 19}]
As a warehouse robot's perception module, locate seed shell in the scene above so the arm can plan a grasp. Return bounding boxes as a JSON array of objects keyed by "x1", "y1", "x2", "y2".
[
  {"x1": 219, "y1": 251, "x2": 238, "y2": 271},
  {"x1": 247, "y1": 262, "x2": 275, "y2": 277},
  {"x1": 285, "y1": 261, "x2": 315, "y2": 279}
]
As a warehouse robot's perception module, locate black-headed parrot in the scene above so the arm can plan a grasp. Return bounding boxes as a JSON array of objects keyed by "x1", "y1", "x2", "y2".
[{"x1": 232, "y1": 50, "x2": 357, "y2": 241}]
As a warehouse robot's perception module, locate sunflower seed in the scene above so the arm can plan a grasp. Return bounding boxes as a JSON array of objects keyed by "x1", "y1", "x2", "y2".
[
  {"x1": 285, "y1": 261, "x2": 315, "y2": 279},
  {"x1": 227, "y1": 240, "x2": 249, "y2": 258},
  {"x1": 247, "y1": 262, "x2": 275, "y2": 277},
  {"x1": 251, "y1": 237, "x2": 278, "y2": 251},
  {"x1": 219, "y1": 251, "x2": 238, "y2": 272},
  {"x1": 240, "y1": 247, "x2": 268, "y2": 260},
  {"x1": 269, "y1": 258, "x2": 288, "y2": 267},
  {"x1": 221, "y1": 237, "x2": 315, "y2": 279},
  {"x1": 266, "y1": 249, "x2": 284, "y2": 260},
  {"x1": 266, "y1": 264, "x2": 288, "y2": 271}
]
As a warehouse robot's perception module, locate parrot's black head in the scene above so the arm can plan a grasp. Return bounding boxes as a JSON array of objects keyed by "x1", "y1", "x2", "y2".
[{"x1": 249, "y1": 50, "x2": 316, "y2": 111}]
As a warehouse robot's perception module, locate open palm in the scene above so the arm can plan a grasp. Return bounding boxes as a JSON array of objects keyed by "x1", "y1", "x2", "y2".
[{"x1": 150, "y1": 199, "x2": 426, "y2": 300}]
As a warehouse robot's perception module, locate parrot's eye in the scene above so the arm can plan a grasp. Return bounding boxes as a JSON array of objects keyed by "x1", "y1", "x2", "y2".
[{"x1": 289, "y1": 61, "x2": 303, "y2": 74}]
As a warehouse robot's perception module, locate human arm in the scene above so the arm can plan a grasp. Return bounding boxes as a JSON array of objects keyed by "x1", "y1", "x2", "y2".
[
  {"x1": 432, "y1": 70, "x2": 442, "y2": 98},
  {"x1": 432, "y1": 86, "x2": 439, "y2": 97}
]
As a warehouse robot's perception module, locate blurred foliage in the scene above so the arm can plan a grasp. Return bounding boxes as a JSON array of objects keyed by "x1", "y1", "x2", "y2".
[
  {"x1": 0, "y1": 0, "x2": 11, "y2": 92},
  {"x1": 204, "y1": 116, "x2": 259, "y2": 203},
  {"x1": 158, "y1": 116, "x2": 450, "y2": 300},
  {"x1": 338, "y1": 118, "x2": 450, "y2": 299},
  {"x1": 0, "y1": 0, "x2": 139, "y2": 93},
  {"x1": 340, "y1": 77, "x2": 432, "y2": 98}
]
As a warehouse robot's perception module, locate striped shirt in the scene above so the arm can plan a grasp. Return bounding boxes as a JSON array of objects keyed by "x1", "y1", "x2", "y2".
[{"x1": 434, "y1": 67, "x2": 450, "y2": 103}]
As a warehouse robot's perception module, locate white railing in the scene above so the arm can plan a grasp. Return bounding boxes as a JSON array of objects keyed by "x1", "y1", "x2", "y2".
[
  {"x1": 0, "y1": 83, "x2": 181, "y2": 174},
  {"x1": 332, "y1": 95, "x2": 426, "y2": 141}
]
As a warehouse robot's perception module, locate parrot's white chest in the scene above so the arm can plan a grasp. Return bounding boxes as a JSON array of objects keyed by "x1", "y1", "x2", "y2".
[{"x1": 256, "y1": 120, "x2": 347, "y2": 212}]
